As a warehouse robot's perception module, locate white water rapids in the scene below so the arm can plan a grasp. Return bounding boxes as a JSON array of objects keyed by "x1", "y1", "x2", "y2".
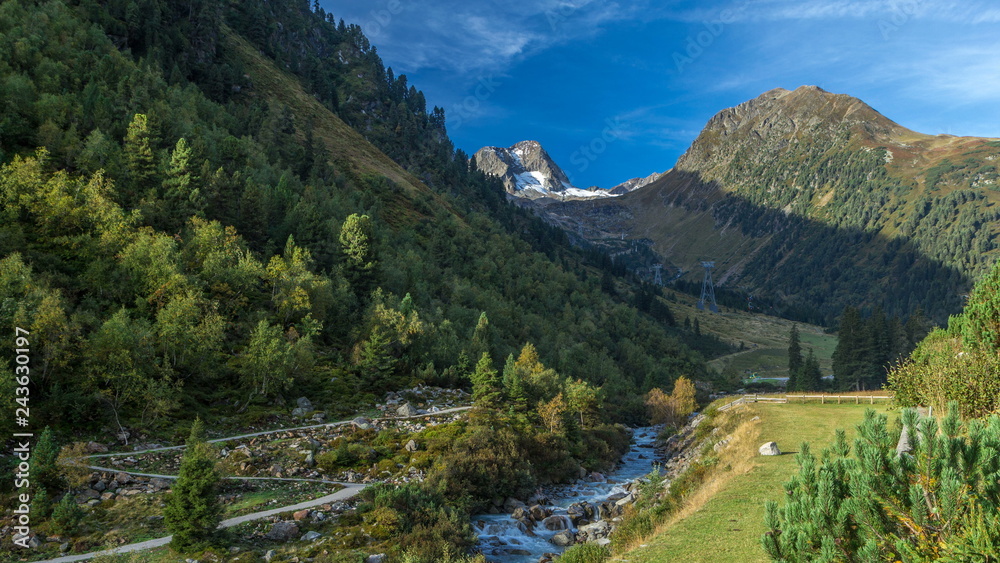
[{"x1": 473, "y1": 426, "x2": 661, "y2": 562}]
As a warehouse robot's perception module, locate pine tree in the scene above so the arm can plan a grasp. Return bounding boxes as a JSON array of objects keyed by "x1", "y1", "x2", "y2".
[
  {"x1": 470, "y1": 311, "x2": 492, "y2": 361},
  {"x1": 787, "y1": 325, "x2": 803, "y2": 391},
  {"x1": 35, "y1": 426, "x2": 64, "y2": 496},
  {"x1": 162, "y1": 137, "x2": 202, "y2": 223},
  {"x1": 164, "y1": 418, "x2": 221, "y2": 553},
  {"x1": 799, "y1": 349, "x2": 822, "y2": 391},
  {"x1": 470, "y1": 352, "x2": 501, "y2": 409},
  {"x1": 763, "y1": 405, "x2": 1000, "y2": 561},
  {"x1": 123, "y1": 113, "x2": 157, "y2": 197},
  {"x1": 339, "y1": 213, "x2": 377, "y2": 296},
  {"x1": 49, "y1": 493, "x2": 84, "y2": 536}
]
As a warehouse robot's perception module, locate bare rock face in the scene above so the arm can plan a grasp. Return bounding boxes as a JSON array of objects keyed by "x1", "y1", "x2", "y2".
[
  {"x1": 474, "y1": 141, "x2": 615, "y2": 202},
  {"x1": 759, "y1": 441, "x2": 781, "y2": 456}
]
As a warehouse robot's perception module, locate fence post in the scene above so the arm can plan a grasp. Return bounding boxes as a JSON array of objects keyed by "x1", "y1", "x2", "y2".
[
  {"x1": 870, "y1": 395, "x2": 874, "y2": 405},
  {"x1": 821, "y1": 395, "x2": 824, "y2": 404},
  {"x1": 838, "y1": 395, "x2": 841, "y2": 404}
]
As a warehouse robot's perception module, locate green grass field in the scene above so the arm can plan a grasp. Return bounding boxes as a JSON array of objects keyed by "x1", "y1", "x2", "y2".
[{"x1": 616, "y1": 403, "x2": 890, "y2": 563}]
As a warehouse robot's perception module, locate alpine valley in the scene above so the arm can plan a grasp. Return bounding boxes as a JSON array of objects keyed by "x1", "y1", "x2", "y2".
[
  {"x1": 489, "y1": 86, "x2": 1000, "y2": 325},
  {"x1": 1, "y1": 2, "x2": 1000, "y2": 563}
]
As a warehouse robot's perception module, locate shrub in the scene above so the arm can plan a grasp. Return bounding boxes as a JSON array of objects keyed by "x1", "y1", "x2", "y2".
[
  {"x1": 762, "y1": 405, "x2": 1000, "y2": 561},
  {"x1": 558, "y1": 543, "x2": 611, "y2": 563},
  {"x1": 50, "y1": 493, "x2": 84, "y2": 536}
]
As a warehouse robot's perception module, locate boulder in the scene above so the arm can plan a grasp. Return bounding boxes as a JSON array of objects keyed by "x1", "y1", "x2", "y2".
[
  {"x1": 397, "y1": 403, "x2": 419, "y2": 417},
  {"x1": 351, "y1": 417, "x2": 373, "y2": 430},
  {"x1": 541, "y1": 515, "x2": 571, "y2": 531},
  {"x1": 293, "y1": 509, "x2": 311, "y2": 521},
  {"x1": 150, "y1": 478, "x2": 172, "y2": 491},
  {"x1": 528, "y1": 504, "x2": 548, "y2": 521},
  {"x1": 93, "y1": 480, "x2": 106, "y2": 492},
  {"x1": 296, "y1": 397, "x2": 313, "y2": 410},
  {"x1": 301, "y1": 531, "x2": 322, "y2": 541},
  {"x1": 511, "y1": 507, "x2": 530, "y2": 521},
  {"x1": 504, "y1": 497, "x2": 527, "y2": 513},
  {"x1": 291, "y1": 407, "x2": 308, "y2": 418},
  {"x1": 264, "y1": 550, "x2": 277, "y2": 562},
  {"x1": 365, "y1": 555, "x2": 388, "y2": 563},
  {"x1": 896, "y1": 425, "x2": 912, "y2": 456},
  {"x1": 264, "y1": 522, "x2": 300, "y2": 541},
  {"x1": 404, "y1": 439, "x2": 419, "y2": 452},
  {"x1": 85, "y1": 441, "x2": 108, "y2": 454},
  {"x1": 550, "y1": 530, "x2": 575, "y2": 546},
  {"x1": 759, "y1": 442, "x2": 781, "y2": 456},
  {"x1": 304, "y1": 451, "x2": 315, "y2": 468}
]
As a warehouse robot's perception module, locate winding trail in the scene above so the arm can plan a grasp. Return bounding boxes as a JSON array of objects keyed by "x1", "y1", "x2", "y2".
[{"x1": 32, "y1": 406, "x2": 472, "y2": 563}]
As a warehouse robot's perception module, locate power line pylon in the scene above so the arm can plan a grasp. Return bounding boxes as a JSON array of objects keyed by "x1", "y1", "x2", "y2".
[
  {"x1": 697, "y1": 261, "x2": 718, "y2": 313},
  {"x1": 652, "y1": 264, "x2": 663, "y2": 286}
]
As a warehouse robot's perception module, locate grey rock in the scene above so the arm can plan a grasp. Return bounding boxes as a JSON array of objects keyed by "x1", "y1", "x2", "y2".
[
  {"x1": 93, "y1": 480, "x2": 107, "y2": 492},
  {"x1": 304, "y1": 451, "x2": 316, "y2": 468},
  {"x1": 291, "y1": 407, "x2": 308, "y2": 418},
  {"x1": 365, "y1": 555, "x2": 388, "y2": 563},
  {"x1": 896, "y1": 424, "x2": 912, "y2": 456},
  {"x1": 759, "y1": 441, "x2": 781, "y2": 456},
  {"x1": 550, "y1": 530, "x2": 575, "y2": 546},
  {"x1": 505, "y1": 497, "x2": 527, "y2": 513},
  {"x1": 264, "y1": 521, "x2": 300, "y2": 542},
  {"x1": 150, "y1": 478, "x2": 172, "y2": 491},
  {"x1": 404, "y1": 439, "x2": 419, "y2": 452},
  {"x1": 85, "y1": 441, "x2": 109, "y2": 453},
  {"x1": 301, "y1": 531, "x2": 322, "y2": 541},
  {"x1": 297, "y1": 397, "x2": 313, "y2": 410},
  {"x1": 397, "y1": 403, "x2": 419, "y2": 417},
  {"x1": 59, "y1": 542, "x2": 70, "y2": 552},
  {"x1": 264, "y1": 550, "x2": 277, "y2": 562},
  {"x1": 542, "y1": 515, "x2": 571, "y2": 531},
  {"x1": 351, "y1": 417, "x2": 372, "y2": 430}
]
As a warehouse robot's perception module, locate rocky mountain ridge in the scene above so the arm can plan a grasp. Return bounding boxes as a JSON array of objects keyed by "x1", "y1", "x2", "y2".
[{"x1": 474, "y1": 140, "x2": 615, "y2": 201}]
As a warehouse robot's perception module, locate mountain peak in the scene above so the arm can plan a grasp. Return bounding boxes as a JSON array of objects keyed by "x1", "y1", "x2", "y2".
[
  {"x1": 474, "y1": 140, "x2": 616, "y2": 201},
  {"x1": 676, "y1": 86, "x2": 910, "y2": 175}
]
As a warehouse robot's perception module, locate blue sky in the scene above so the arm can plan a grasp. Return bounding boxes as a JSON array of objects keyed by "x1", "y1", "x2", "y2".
[{"x1": 320, "y1": 0, "x2": 1000, "y2": 189}]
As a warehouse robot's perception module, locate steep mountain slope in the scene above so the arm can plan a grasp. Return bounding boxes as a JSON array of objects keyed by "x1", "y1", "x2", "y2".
[
  {"x1": 474, "y1": 140, "x2": 615, "y2": 201},
  {"x1": 0, "y1": 0, "x2": 713, "y2": 440},
  {"x1": 553, "y1": 86, "x2": 1000, "y2": 323}
]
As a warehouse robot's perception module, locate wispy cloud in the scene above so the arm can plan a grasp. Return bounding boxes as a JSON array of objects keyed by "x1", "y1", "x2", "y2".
[{"x1": 325, "y1": 0, "x2": 645, "y2": 76}]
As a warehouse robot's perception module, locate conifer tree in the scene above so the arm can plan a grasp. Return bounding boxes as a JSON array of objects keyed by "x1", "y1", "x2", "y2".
[
  {"x1": 339, "y1": 213, "x2": 377, "y2": 295},
  {"x1": 470, "y1": 352, "x2": 502, "y2": 409},
  {"x1": 763, "y1": 405, "x2": 1000, "y2": 561},
  {"x1": 799, "y1": 349, "x2": 822, "y2": 391},
  {"x1": 787, "y1": 325, "x2": 802, "y2": 391},
  {"x1": 164, "y1": 418, "x2": 221, "y2": 553},
  {"x1": 35, "y1": 426, "x2": 64, "y2": 496},
  {"x1": 470, "y1": 311, "x2": 492, "y2": 361},
  {"x1": 123, "y1": 113, "x2": 156, "y2": 195}
]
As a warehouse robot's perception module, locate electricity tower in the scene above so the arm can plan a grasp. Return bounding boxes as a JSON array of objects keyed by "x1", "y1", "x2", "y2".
[
  {"x1": 697, "y1": 261, "x2": 719, "y2": 313},
  {"x1": 652, "y1": 264, "x2": 663, "y2": 286}
]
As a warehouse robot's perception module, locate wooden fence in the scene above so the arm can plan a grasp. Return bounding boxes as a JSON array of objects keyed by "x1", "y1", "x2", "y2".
[{"x1": 717, "y1": 393, "x2": 893, "y2": 412}]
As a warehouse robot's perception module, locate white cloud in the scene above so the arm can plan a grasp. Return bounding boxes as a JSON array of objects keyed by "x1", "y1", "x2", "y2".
[{"x1": 325, "y1": 0, "x2": 644, "y2": 76}]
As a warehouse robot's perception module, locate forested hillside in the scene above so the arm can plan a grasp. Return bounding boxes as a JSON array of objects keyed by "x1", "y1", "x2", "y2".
[{"x1": 0, "y1": 0, "x2": 709, "y2": 447}]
